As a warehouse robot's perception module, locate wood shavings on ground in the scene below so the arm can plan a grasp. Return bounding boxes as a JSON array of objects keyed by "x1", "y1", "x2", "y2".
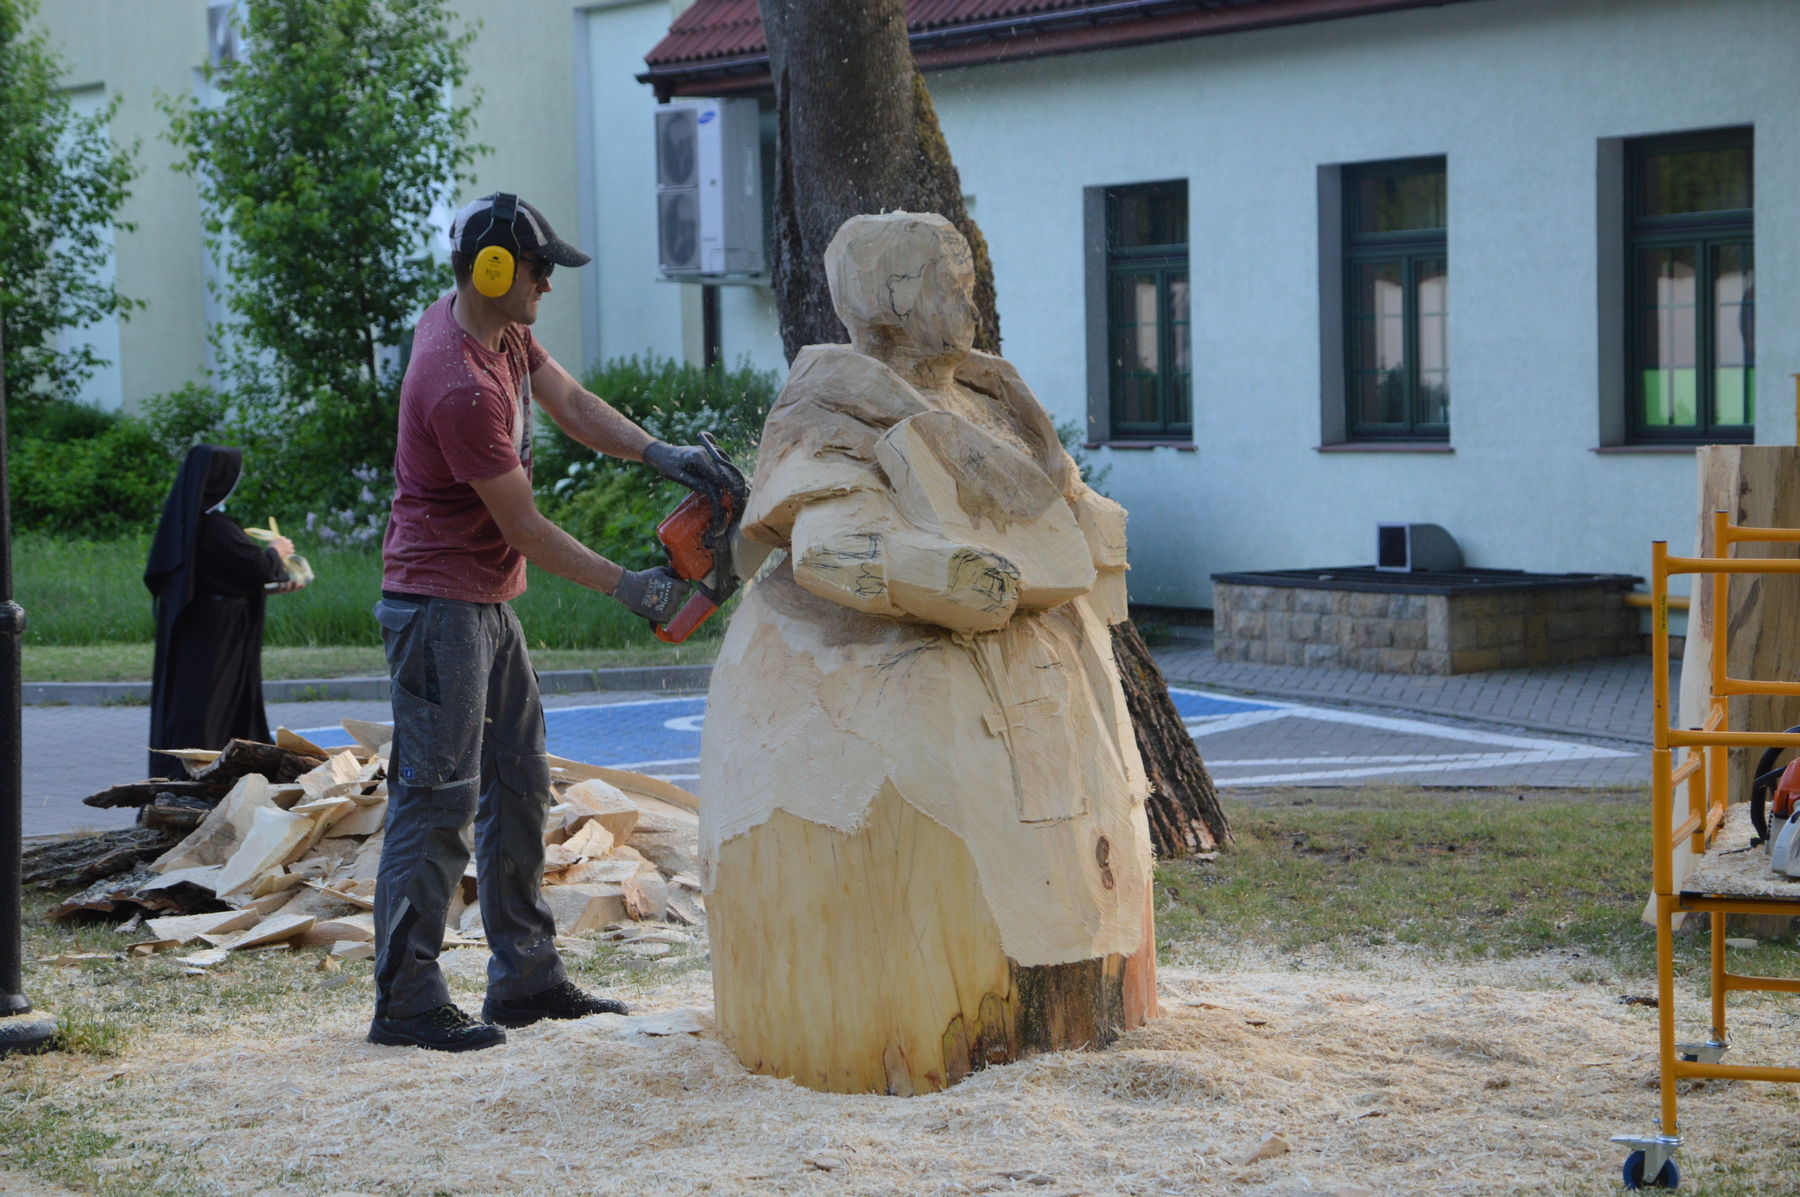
[{"x1": 11, "y1": 949, "x2": 1800, "y2": 1196}]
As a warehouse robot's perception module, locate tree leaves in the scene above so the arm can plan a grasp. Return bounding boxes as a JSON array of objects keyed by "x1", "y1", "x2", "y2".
[
  {"x1": 161, "y1": 0, "x2": 481, "y2": 512},
  {"x1": 0, "y1": 0, "x2": 140, "y2": 410}
]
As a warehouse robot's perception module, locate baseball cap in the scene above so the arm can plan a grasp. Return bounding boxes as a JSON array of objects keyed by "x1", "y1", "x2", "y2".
[{"x1": 450, "y1": 194, "x2": 592, "y2": 269}]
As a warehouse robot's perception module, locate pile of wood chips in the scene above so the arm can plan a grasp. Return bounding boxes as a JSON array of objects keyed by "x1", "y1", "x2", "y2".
[{"x1": 26, "y1": 719, "x2": 704, "y2": 970}]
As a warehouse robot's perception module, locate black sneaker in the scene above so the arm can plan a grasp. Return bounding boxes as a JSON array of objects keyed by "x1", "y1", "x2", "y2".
[
  {"x1": 367, "y1": 1004, "x2": 506, "y2": 1052},
  {"x1": 483, "y1": 981, "x2": 629, "y2": 1027}
]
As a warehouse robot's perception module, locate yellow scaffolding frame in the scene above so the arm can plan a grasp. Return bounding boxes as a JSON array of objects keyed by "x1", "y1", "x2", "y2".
[{"x1": 1620, "y1": 512, "x2": 1800, "y2": 1188}]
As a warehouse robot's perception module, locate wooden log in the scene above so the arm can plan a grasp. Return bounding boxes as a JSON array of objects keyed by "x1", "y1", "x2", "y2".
[
  {"x1": 141, "y1": 792, "x2": 217, "y2": 832},
  {"x1": 189, "y1": 738, "x2": 325, "y2": 786},
  {"x1": 1110, "y1": 619, "x2": 1230, "y2": 855},
  {"x1": 712, "y1": 785, "x2": 1156, "y2": 1095},
  {"x1": 83, "y1": 779, "x2": 226, "y2": 810}
]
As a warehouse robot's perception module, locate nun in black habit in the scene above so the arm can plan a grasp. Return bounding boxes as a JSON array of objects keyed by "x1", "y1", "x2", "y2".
[{"x1": 144, "y1": 445, "x2": 304, "y2": 777}]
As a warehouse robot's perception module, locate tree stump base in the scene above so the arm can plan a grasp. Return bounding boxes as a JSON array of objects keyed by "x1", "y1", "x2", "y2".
[{"x1": 711, "y1": 785, "x2": 1158, "y2": 1095}]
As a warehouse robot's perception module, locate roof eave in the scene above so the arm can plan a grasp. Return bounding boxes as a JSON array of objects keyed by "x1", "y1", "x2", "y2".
[{"x1": 638, "y1": 0, "x2": 1485, "y2": 101}]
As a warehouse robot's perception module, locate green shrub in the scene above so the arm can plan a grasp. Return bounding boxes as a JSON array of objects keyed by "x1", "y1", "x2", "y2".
[
  {"x1": 537, "y1": 354, "x2": 780, "y2": 569},
  {"x1": 8, "y1": 404, "x2": 175, "y2": 538}
]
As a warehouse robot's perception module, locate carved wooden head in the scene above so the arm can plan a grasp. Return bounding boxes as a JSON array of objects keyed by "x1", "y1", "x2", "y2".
[{"x1": 825, "y1": 212, "x2": 977, "y2": 364}]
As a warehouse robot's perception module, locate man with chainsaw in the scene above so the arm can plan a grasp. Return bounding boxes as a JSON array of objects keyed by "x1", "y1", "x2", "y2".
[{"x1": 368, "y1": 192, "x2": 735, "y2": 1052}]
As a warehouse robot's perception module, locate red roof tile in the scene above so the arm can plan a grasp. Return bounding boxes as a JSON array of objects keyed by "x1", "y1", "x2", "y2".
[{"x1": 644, "y1": 0, "x2": 1487, "y2": 91}]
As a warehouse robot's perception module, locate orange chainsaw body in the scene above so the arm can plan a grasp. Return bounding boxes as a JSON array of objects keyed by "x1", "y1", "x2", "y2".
[{"x1": 652, "y1": 484, "x2": 740, "y2": 644}]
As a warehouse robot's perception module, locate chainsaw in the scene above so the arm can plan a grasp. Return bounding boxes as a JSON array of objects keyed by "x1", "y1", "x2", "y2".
[
  {"x1": 650, "y1": 431, "x2": 761, "y2": 643},
  {"x1": 1748, "y1": 731, "x2": 1800, "y2": 876}
]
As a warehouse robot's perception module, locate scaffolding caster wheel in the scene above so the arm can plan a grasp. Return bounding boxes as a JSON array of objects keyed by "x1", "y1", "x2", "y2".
[{"x1": 1623, "y1": 1151, "x2": 1680, "y2": 1190}]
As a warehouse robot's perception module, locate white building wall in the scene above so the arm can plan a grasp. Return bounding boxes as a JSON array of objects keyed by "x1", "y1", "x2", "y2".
[
  {"x1": 915, "y1": 0, "x2": 1799, "y2": 607},
  {"x1": 583, "y1": 2, "x2": 786, "y2": 379}
]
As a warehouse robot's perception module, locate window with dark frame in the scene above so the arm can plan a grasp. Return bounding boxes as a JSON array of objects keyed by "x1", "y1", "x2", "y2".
[
  {"x1": 1627, "y1": 128, "x2": 1753, "y2": 443},
  {"x1": 1105, "y1": 181, "x2": 1190, "y2": 440},
  {"x1": 1343, "y1": 158, "x2": 1448, "y2": 441}
]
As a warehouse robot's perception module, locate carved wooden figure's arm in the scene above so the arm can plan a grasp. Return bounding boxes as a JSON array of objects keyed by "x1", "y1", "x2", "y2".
[
  {"x1": 786, "y1": 411, "x2": 1096, "y2": 634},
  {"x1": 790, "y1": 489, "x2": 1023, "y2": 633}
]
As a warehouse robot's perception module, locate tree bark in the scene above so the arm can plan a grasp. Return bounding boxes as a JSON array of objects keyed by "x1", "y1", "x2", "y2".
[
  {"x1": 759, "y1": 0, "x2": 1226, "y2": 857},
  {"x1": 1111, "y1": 621, "x2": 1231, "y2": 853},
  {"x1": 761, "y1": 0, "x2": 998, "y2": 359}
]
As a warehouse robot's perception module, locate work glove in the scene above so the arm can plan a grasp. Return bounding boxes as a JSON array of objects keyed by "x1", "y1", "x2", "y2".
[
  {"x1": 643, "y1": 440, "x2": 735, "y2": 500},
  {"x1": 611, "y1": 565, "x2": 693, "y2": 624}
]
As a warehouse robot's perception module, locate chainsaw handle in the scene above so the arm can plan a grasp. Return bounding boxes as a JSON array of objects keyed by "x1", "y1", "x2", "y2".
[{"x1": 653, "y1": 591, "x2": 720, "y2": 644}]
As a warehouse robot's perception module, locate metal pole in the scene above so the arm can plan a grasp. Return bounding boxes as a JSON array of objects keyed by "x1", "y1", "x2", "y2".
[{"x1": 0, "y1": 293, "x2": 56, "y2": 1054}]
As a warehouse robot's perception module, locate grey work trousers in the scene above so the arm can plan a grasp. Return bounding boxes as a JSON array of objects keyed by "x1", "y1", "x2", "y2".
[{"x1": 370, "y1": 595, "x2": 565, "y2": 1020}]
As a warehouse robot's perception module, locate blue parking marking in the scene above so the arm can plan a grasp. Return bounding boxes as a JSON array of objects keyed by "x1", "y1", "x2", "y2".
[
  {"x1": 296, "y1": 687, "x2": 1270, "y2": 771},
  {"x1": 1167, "y1": 688, "x2": 1278, "y2": 720}
]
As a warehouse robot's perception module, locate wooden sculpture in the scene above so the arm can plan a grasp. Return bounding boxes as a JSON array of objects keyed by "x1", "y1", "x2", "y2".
[{"x1": 700, "y1": 212, "x2": 1159, "y2": 1096}]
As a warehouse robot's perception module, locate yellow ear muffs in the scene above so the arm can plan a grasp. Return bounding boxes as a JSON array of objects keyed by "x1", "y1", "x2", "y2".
[{"x1": 472, "y1": 244, "x2": 516, "y2": 298}]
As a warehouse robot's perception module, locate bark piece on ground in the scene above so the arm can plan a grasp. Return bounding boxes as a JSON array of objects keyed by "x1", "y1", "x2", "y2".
[
  {"x1": 46, "y1": 864, "x2": 165, "y2": 918},
  {"x1": 82, "y1": 778, "x2": 227, "y2": 810},
  {"x1": 190, "y1": 738, "x2": 325, "y2": 786},
  {"x1": 141, "y1": 792, "x2": 216, "y2": 833},
  {"x1": 23, "y1": 828, "x2": 176, "y2": 887}
]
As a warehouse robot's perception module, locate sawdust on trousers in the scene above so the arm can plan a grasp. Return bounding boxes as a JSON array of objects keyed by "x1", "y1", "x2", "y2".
[{"x1": 18, "y1": 951, "x2": 1800, "y2": 1196}]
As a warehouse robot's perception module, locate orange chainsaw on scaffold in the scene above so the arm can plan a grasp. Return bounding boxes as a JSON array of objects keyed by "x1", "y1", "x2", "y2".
[{"x1": 650, "y1": 431, "x2": 759, "y2": 644}]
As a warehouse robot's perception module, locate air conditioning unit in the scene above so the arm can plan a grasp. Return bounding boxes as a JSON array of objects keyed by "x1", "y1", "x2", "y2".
[
  {"x1": 1376, "y1": 523, "x2": 1464, "y2": 573},
  {"x1": 654, "y1": 99, "x2": 763, "y2": 280}
]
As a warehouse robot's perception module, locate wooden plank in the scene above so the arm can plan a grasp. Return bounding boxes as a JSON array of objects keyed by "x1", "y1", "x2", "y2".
[
  {"x1": 214, "y1": 806, "x2": 313, "y2": 897},
  {"x1": 341, "y1": 718, "x2": 394, "y2": 755},
  {"x1": 560, "y1": 779, "x2": 640, "y2": 843},
  {"x1": 145, "y1": 908, "x2": 261, "y2": 945},
  {"x1": 548, "y1": 756, "x2": 700, "y2": 814},
  {"x1": 274, "y1": 727, "x2": 331, "y2": 758},
  {"x1": 228, "y1": 911, "x2": 316, "y2": 950}
]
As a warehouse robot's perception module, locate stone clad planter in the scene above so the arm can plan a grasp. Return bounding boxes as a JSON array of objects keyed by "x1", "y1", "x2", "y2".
[{"x1": 1210, "y1": 567, "x2": 1642, "y2": 675}]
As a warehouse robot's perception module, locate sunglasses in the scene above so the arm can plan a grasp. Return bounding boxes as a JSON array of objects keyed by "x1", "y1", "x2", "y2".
[{"x1": 522, "y1": 255, "x2": 555, "y2": 283}]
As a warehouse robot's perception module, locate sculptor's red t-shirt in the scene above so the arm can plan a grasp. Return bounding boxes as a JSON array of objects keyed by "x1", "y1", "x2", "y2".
[{"x1": 382, "y1": 292, "x2": 548, "y2": 603}]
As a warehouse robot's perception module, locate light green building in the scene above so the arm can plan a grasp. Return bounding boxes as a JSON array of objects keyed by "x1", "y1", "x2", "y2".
[{"x1": 36, "y1": 0, "x2": 703, "y2": 413}]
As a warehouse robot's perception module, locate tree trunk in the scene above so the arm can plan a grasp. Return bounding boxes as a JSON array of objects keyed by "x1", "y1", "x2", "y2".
[
  {"x1": 1112, "y1": 620, "x2": 1231, "y2": 854},
  {"x1": 761, "y1": 0, "x2": 998, "y2": 359},
  {"x1": 759, "y1": 0, "x2": 1226, "y2": 858}
]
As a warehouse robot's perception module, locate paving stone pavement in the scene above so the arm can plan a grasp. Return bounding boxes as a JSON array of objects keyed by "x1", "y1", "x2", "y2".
[
  {"x1": 25, "y1": 637, "x2": 1664, "y2": 837},
  {"x1": 1151, "y1": 630, "x2": 1668, "y2": 745}
]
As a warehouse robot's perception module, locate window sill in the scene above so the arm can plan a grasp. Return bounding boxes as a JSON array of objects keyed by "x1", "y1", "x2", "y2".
[
  {"x1": 1084, "y1": 440, "x2": 1197, "y2": 451},
  {"x1": 1314, "y1": 442, "x2": 1453, "y2": 453},
  {"x1": 1591, "y1": 445, "x2": 1699, "y2": 454}
]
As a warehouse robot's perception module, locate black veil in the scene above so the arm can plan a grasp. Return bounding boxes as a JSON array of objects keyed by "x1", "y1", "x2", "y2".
[{"x1": 145, "y1": 444, "x2": 243, "y2": 636}]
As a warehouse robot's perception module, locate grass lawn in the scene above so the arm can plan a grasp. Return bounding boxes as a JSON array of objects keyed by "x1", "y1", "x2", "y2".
[
  {"x1": 16, "y1": 535, "x2": 728, "y2": 667},
  {"x1": 8, "y1": 786, "x2": 1799, "y2": 1197},
  {"x1": 1157, "y1": 784, "x2": 1697, "y2": 973}
]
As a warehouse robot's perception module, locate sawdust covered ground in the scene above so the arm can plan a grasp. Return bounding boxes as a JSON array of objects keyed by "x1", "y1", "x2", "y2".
[{"x1": 10, "y1": 946, "x2": 1800, "y2": 1197}]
